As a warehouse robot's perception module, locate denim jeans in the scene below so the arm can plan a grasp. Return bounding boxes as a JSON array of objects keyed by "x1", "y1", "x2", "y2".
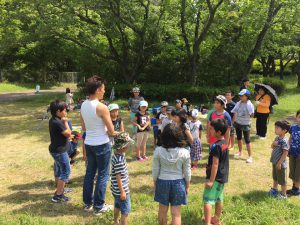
[
  {"x1": 51, "y1": 151, "x2": 71, "y2": 182},
  {"x1": 83, "y1": 143, "x2": 111, "y2": 209}
]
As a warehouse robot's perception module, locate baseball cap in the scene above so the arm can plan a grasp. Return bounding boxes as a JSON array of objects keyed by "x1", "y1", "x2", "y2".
[
  {"x1": 175, "y1": 99, "x2": 182, "y2": 104},
  {"x1": 161, "y1": 101, "x2": 169, "y2": 107},
  {"x1": 108, "y1": 103, "x2": 119, "y2": 111},
  {"x1": 114, "y1": 132, "x2": 135, "y2": 150},
  {"x1": 139, "y1": 100, "x2": 148, "y2": 107},
  {"x1": 215, "y1": 95, "x2": 227, "y2": 106},
  {"x1": 132, "y1": 87, "x2": 140, "y2": 93},
  {"x1": 239, "y1": 89, "x2": 251, "y2": 96},
  {"x1": 190, "y1": 109, "x2": 199, "y2": 118}
]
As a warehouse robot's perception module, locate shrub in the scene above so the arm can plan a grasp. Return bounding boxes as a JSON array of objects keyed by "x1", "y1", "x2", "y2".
[{"x1": 250, "y1": 75, "x2": 286, "y2": 95}]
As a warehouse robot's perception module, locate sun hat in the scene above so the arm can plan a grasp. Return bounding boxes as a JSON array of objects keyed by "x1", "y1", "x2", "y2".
[
  {"x1": 108, "y1": 103, "x2": 119, "y2": 111},
  {"x1": 215, "y1": 95, "x2": 227, "y2": 106},
  {"x1": 139, "y1": 100, "x2": 148, "y2": 107},
  {"x1": 239, "y1": 89, "x2": 251, "y2": 96},
  {"x1": 114, "y1": 132, "x2": 135, "y2": 150},
  {"x1": 132, "y1": 87, "x2": 140, "y2": 93},
  {"x1": 161, "y1": 101, "x2": 168, "y2": 107}
]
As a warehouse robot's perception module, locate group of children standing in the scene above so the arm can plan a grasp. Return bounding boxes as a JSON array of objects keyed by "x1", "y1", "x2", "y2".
[{"x1": 48, "y1": 84, "x2": 300, "y2": 225}]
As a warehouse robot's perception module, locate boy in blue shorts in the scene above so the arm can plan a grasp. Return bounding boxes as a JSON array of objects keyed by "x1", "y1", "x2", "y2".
[
  {"x1": 111, "y1": 132, "x2": 134, "y2": 225},
  {"x1": 204, "y1": 118, "x2": 229, "y2": 225},
  {"x1": 287, "y1": 109, "x2": 300, "y2": 196}
]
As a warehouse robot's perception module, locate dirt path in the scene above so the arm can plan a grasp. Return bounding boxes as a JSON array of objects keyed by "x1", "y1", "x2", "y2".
[{"x1": 0, "y1": 89, "x2": 68, "y2": 102}]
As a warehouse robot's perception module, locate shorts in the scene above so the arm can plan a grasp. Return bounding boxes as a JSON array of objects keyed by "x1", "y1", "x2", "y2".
[
  {"x1": 51, "y1": 151, "x2": 71, "y2": 182},
  {"x1": 114, "y1": 194, "x2": 131, "y2": 215},
  {"x1": 272, "y1": 164, "x2": 287, "y2": 185},
  {"x1": 234, "y1": 122, "x2": 251, "y2": 144},
  {"x1": 154, "y1": 179, "x2": 187, "y2": 206},
  {"x1": 191, "y1": 139, "x2": 202, "y2": 161},
  {"x1": 203, "y1": 181, "x2": 224, "y2": 205},
  {"x1": 136, "y1": 132, "x2": 149, "y2": 148},
  {"x1": 289, "y1": 156, "x2": 300, "y2": 183},
  {"x1": 230, "y1": 127, "x2": 235, "y2": 137}
]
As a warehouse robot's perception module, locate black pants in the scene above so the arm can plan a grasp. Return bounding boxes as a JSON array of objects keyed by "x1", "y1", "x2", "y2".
[{"x1": 256, "y1": 113, "x2": 269, "y2": 137}]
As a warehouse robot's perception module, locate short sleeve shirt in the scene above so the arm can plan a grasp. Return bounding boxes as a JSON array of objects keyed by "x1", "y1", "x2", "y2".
[
  {"x1": 256, "y1": 94, "x2": 271, "y2": 114},
  {"x1": 136, "y1": 111, "x2": 150, "y2": 132},
  {"x1": 232, "y1": 102, "x2": 252, "y2": 125},
  {"x1": 225, "y1": 101, "x2": 236, "y2": 119},
  {"x1": 49, "y1": 117, "x2": 69, "y2": 153},
  {"x1": 156, "y1": 112, "x2": 168, "y2": 131},
  {"x1": 208, "y1": 111, "x2": 232, "y2": 144},
  {"x1": 289, "y1": 124, "x2": 300, "y2": 157},
  {"x1": 128, "y1": 96, "x2": 144, "y2": 113},
  {"x1": 206, "y1": 140, "x2": 229, "y2": 184},
  {"x1": 111, "y1": 153, "x2": 129, "y2": 195},
  {"x1": 188, "y1": 120, "x2": 203, "y2": 140},
  {"x1": 270, "y1": 136, "x2": 289, "y2": 168}
]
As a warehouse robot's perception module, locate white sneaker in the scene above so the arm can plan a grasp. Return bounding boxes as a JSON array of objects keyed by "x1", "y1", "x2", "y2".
[
  {"x1": 259, "y1": 136, "x2": 266, "y2": 140},
  {"x1": 246, "y1": 157, "x2": 253, "y2": 163},
  {"x1": 234, "y1": 152, "x2": 242, "y2": 158},
  {"x1": 94, "y1": 204, "x2": 113, "y2": 216}
]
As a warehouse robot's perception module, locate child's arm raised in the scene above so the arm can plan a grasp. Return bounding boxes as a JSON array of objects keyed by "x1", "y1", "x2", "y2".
[
  {"x1": 116, "y1": 174, "x2": 126, "y2": 200},
  {"x1": 205, "y1": 156, "x2": 219, "y2": 189}
]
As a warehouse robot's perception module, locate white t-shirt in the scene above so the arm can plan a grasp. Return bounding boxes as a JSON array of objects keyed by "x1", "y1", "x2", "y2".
[
  {"x1": 157, "y1": 112, "x2": 168, "y2": 131},
  {"x1": 188, "y1": 120, "x2": 203, "y2": 140},
  {"x1": 161, "y1": 118, "x2": 173, "y2": 132}
]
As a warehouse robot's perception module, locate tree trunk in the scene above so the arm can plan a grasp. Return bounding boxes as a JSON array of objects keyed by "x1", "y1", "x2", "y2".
[
  {"x1": 269, "y1": 56, "x2": 275, "y2": 77},
  {"x1": 279, "y1": 58, "x2": 284, "y2": 80},
  {"x1": 243, "y1": 0, "x2": 282, "y2": 78}
]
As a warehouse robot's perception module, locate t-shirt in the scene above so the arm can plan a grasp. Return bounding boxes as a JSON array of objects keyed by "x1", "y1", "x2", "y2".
[
  {"x1": 188, "y1": 120, "x2": 203, "y2": 140},
  {"x1": 151, "y1": 118, "x2": 159, "y2": 133},
  {"x1": 128, "y1": 96, "x2": 144, "y2": 113},
  {"x1": 256, "y1": 94, "x2": 271, "y2": 114},
  {"x1": 111, "y1": 153, "x2": 129, "y2": 196},
  {"x1": 231, "y1": 102, "x2": 253, "y2": 125},
  {"x1": 208, "y1": 111, "x2": 232, "y2": 144},
  {"x1": 161, "y1": 117, "x2": 172, "y2": 132},
  {"x1": 135, "y1": 111, "x2": 150, "y2": 132},
  {"x1": 206, "y1": 140, "x2": 229, "y2": 184},
  {"x1": 112, "y1": 118, "x2": 122, "y2": 132},
  {"x1": 156, "y1": 112, "x2": 168, "y2": 131},
  {"x1": 240, "y1": 85, "x2": 247, "y2": 91},
  {"x1": 49, "y1": 117, "x2": 69, "y2": 153},
  {"x1": 225, "y1": 101, "x2": 236, "y2": 119},
  {"x1": 289, "y1": 124, "x2": 300, "y2": 157},
  {"x1": 270, "y1": 136, "x2": 289, "y2": 168}
]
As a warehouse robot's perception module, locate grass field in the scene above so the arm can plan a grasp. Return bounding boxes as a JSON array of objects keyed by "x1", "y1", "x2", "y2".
[
  {"x1": 0, "y1": 83, "x2": 78, "y2": 93},
  {"x1": 0, "y1": 77, "x2": 300, "y2": 225}
]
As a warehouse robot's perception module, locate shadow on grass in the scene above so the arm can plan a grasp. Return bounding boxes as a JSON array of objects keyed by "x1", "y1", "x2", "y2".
[
  {"x1": 238, "y1": 190, "x2": 269, "y2": 203},
  {"x1": 8, "y1": 176, "x2": 84, "y2": 191},
  {"x1": 130, "y1": 184, "x2": 154, "y2": 196}
]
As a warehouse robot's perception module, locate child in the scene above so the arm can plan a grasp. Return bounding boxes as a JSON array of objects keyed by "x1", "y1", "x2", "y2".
[
  {"x1": 156, "y1": 101, "x2": 169, "y2": 146},
  {"x1": 231, "y1": 89, "x2": 255, "y2": 163},
  {"x1": 132, "y1": 100, "x2": 150, "y2": 161},
  {"x1": 153, "y1": 123, "x2": 191, "y2": 225},
  {"x1": 225, "y1": 90, "x2": 236, "y2": 150},
  {"x1": 108, "y1": 104, "x2": 125, "y2": 132},
  {"x1": 207, "y1": 95, "x2": 232, "y2": 146},
  {"x1": 69, "y1": 130, "x2": 82, "y2": 164},
  {"x1": 268, "y1": 120, "x2": 290, "y2": 199},
  {"x1": 49, "y1": 100, "x2": 72, "y2": 202},
  {"x1": 188, "y1": 109, "x2": 203, "y2": 169},
  {"x1": 151, "y1": 111, "x2": 159, "y2": 146},
  {"x1": 111, "y1": 132, "x2": 134, "y2": 225},
  {"x1": 240, "y1": 78, "x2": 250, "y2": 91},
  {"x1": 171, "y1": 109, "x2": 194, "y2": 149},
  {"x1": 65, "y1": 88, "x2": 74, "y2": 111},
  {"x1": 161, "y1": 106, "x2": 174, "y2": 133},
  {"x1": 175, "y1": 99, "x2": 183, "y2": 111},
  {"x1": 204, "y1": 118, "x2": 229, "y2": 225},
  {"x1": 287, "y1": 109, "x2": 300, "y2": 196},
  {"x1": 182, "y1": 98, "x2": 190, "y2": 112}
]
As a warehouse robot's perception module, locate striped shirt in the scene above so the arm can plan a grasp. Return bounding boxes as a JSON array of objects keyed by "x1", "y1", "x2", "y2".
[
  {"x1": 270, "y1": 136, "x2": 289, "y2": 168},
  {"x1": 111, "y1": 153, "x2": 130, "y2": 196}
]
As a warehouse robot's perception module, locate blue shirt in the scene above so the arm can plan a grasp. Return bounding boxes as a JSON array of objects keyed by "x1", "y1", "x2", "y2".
[
  {"x1": 151, "y1": 118, "x2": 159, "y2": 133},
  {"x1": 289, "y1": 124, "x2": 300, "y2": 157}
]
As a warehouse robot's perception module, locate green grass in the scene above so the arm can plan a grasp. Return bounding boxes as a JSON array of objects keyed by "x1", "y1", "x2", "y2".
[
  {"x1": 0, "y1": 83, "x2": 34, "y2": 93},
  {"x1": 0, "y1": 76, "x2": 300, "y2": 225}
]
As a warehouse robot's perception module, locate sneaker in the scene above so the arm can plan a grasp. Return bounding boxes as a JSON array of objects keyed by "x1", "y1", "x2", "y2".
[
  {"x1": 136, "y1": 157, "x2": 144, "y2": 162},
  {"x1": 84, "y1": 204, "x2": 93, "y2": 212},
  {"x1": 246, "y1": 157, "x2": 253, "y2": 163},
  {"x1": 259, "y1": 136, "x2": 266, "y2": 140},
  {"x1": 287, "y1": 187, "x2": 296, "y2": 195},
  {"x1": 142, "y1": 155, "x2": 149, "y2": 160},
  {"x1": 51, "y1": 194, "x2": 71, "y2": 203},
  {"x1": 268, "y1": 188, "x2": 278, "y2": 197},
  {"x1": 64, "y1": 188, "x2": 72, "y2": 194},
  {"x1": 94, "y1": 204, "x2": 113, "y2": 216},
  {"x1": 287, "y1": 188, "x2": 300, "y2": 196},
  {"x1": 234, "y1": 152, "x2": 242, "y2": 158},
  {"x1": 277, "y1": 193, "x2": 287, "y2": 199}
]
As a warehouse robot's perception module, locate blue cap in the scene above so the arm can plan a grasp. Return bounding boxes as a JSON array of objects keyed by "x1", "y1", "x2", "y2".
[{"x1": 239, "y1": 89, "x2": 251, "y2": 96}]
